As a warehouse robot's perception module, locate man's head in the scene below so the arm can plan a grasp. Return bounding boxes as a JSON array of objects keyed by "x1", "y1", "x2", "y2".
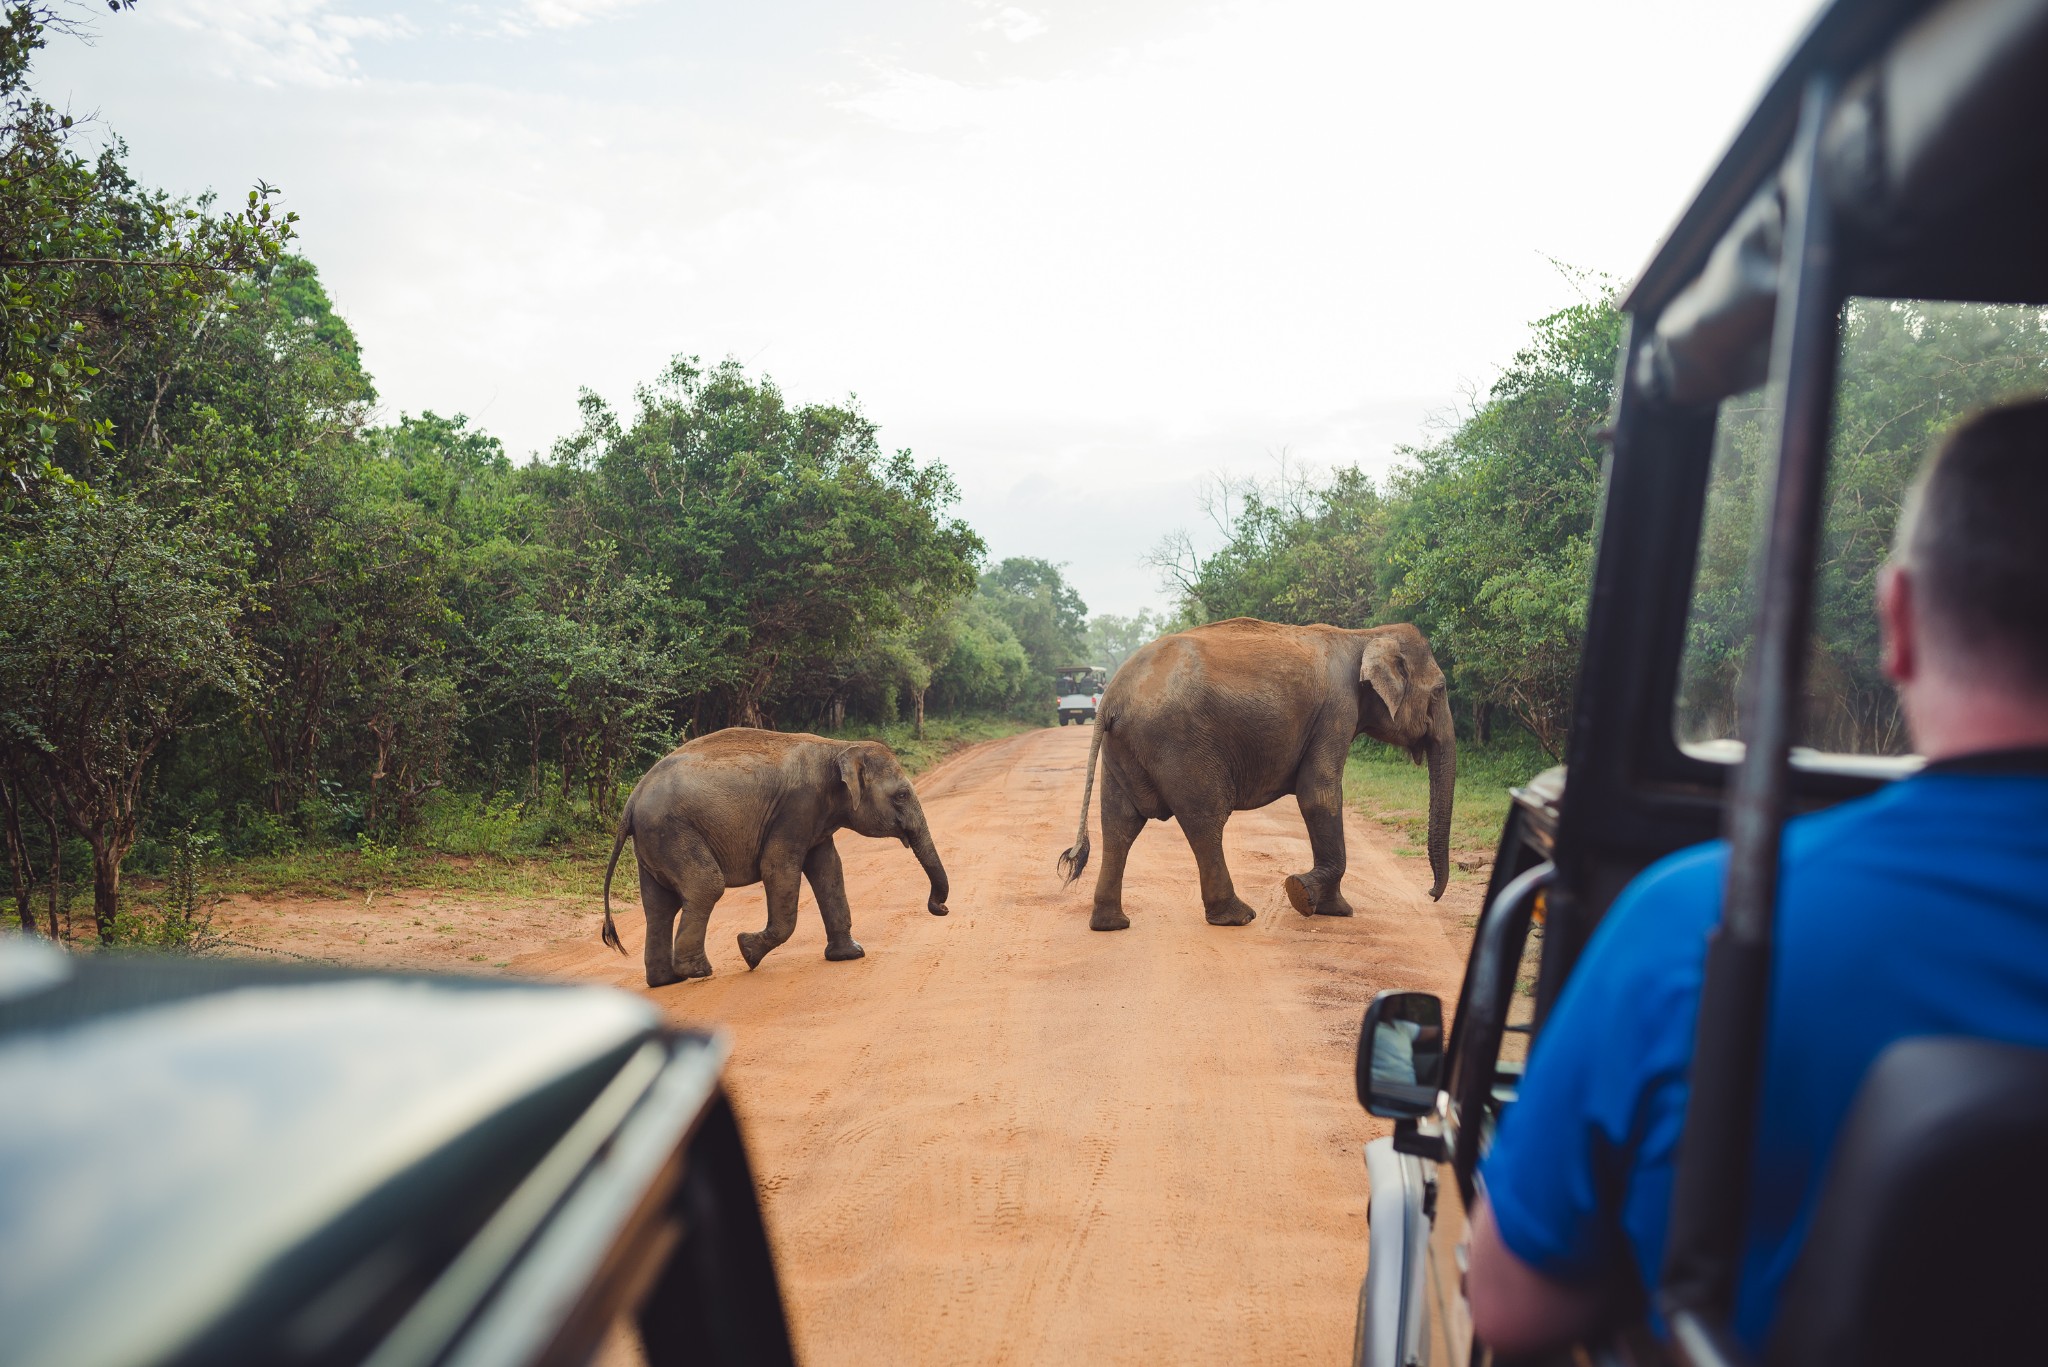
[{"x1": 1879, "y1": 397, "x2": 2048, "y2": 755}]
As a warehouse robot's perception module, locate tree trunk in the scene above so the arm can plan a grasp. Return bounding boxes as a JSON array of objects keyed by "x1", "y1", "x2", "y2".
[
  {"x1": 90, "y1": 834, "x2": 120, "y2": 945},
  {"x1": 46, "y1": 806, "x2": 61, "y2": 942},
  {"x1": 527, "y1": 707, "x2": 543, "y2": 807},
  {"x1": 366, "y1": 714, "x2": 394, "y2": 832},
  {"x1": 914, "y1": 688, "x2": 926, "y2": 740},
  {"x1": 735, "y1": 665, "x2": 776, "y2": 731},
  {"x1": 1, "y1": 770, "x2": 34, "y2": 934}
]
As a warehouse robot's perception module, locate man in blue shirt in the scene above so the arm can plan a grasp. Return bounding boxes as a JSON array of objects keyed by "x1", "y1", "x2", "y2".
[{"x1": 1466, "y1": 398, "x2": 2048, "y2": 1356}]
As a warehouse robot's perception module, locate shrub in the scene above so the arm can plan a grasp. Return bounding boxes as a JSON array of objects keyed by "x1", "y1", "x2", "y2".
[{"x1": 110, "y1": 825, "x2": 219, "y2": 954}]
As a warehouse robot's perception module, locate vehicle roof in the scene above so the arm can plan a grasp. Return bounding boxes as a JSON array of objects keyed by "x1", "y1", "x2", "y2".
[
  {"x1": 1627, "y1": 0, "x2": 2048, "y2": 321},
  {"x1": 1626, "y1": 0, "x2": 1908, "y2": 314},
  {"x1": 0, "y1": 940, "x2": 666, "y2": 1367}
]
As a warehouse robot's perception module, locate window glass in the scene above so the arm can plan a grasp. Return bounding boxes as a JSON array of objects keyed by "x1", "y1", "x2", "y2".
[{"x1": 1676, "y1": 299, "x2": 2048, "y2": 756}]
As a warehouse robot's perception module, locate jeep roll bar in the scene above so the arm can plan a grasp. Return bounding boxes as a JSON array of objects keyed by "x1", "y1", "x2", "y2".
[{"x1": 1656, "y1": 74, "x2": 1840, "y2": 1365}]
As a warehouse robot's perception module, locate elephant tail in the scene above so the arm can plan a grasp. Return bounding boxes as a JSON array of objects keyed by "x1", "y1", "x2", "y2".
[
  {"x1": 600, "y1": 806, "x2": 632, "y2": 955},
  {"x1": 1056, "y1": 721, "x2": 1104, "y2": 886}
]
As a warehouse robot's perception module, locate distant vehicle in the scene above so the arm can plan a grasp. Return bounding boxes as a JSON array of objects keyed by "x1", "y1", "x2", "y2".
[
  {"x1": 0, "y1": 941, "x2": 796, "y2": 1367},
  {"x1": 1054, "y1": 665, "x2": 1107, "y2": 726}
]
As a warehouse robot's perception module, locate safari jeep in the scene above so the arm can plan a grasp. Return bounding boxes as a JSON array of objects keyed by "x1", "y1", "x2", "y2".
[
  {"x1": 1055, "y1": 665, "x2": 1107, "y2": 726},
  {"x1": 1349, "y1": 0, "x2": 2048, "y2": 1363}
]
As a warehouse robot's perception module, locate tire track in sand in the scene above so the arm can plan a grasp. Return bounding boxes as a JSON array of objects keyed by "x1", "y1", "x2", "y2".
[{"x1": 510, "y1": 725, "x2": 1472, "y2": 1366}]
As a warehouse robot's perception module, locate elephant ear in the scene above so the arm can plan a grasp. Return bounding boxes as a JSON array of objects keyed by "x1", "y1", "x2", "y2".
[
  {"x1": 1359, "y1": 636, "x2": 1411, "y2": 721},
  {"x1": 837, "y1": 745, "x2": 868, "y2": 806}
]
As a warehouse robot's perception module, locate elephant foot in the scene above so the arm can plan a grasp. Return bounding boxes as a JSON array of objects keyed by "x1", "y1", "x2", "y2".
[
  {"x1": 1286, "y1": 874, "x2": 1354, "y2": 918},
  {"x1": 737, "y1": 931, "x2": 782, "y2": 971},
  {"x1": 1205, "y1": 896, "x2": 1257, "y2": 927},
  {"x1": 646, "y1": 956, "x2": 713, "y2": 988},
  {"x1": 1089, "y1": 906, "x2": 1131, "y2": 932},
  {"x1": 825, "y1": 938, "x2": 866, "y2": 962}
]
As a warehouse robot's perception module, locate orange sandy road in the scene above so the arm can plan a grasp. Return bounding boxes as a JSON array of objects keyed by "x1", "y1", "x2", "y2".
[{"x1": 512, "y1": 725, "x2": 1473, "y2": 1366}]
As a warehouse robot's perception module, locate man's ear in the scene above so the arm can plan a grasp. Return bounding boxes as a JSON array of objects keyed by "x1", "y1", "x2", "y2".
[
  {"x1": 1360, "y1": 636, "x2": 1411, "y2": 718},
  {"x1": 1878, "y1": 562, "x2": 1916, "y2": 685}
]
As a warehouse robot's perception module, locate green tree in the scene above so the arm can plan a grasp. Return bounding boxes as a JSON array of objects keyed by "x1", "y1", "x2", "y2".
[
  {"x1": 478, "y1": 546, "x2": 685, "y2": 816},
  {"x1": 977, "y1": 556, "x2": 1088, "y2": 678},
  {"x1": 1158, "y1": 463, "x2": 1390, "y2": 628},
  {"x1": 0, "y1": 4, "x2": 295, "y2": 494},
  {"x1": 1086, "y1": 609, "x2": 1171, "y2": 677},
  {"x1": 0, "y1": 494, "x2": 254, "y2": 938},
  {"x1": 1379, "y1": 297, "x2": 1621, "y2": 754},
  {"x1": 928, "y1": 595, "x2": 1033, "y2": 714},
  {"x1": 1680, "y1": 299, "x2": 2048, "y2": 753},
  {"x1": 566, "y1": 357, "x2": 983, "y2": 730}
]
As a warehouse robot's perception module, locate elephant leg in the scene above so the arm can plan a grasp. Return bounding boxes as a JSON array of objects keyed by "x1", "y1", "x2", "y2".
[
  {"x1": 639, "y1": 865, "x2": 685, "y2": 987},
  {"x1": 1089, "y1": 771, "x2": 1144, "y2": 932},
  {"x1": 804, "y1": 840, "x2": 864, "y2": 962},
  {"x1": 1285, "y1": 793, "x2": 1353, "y2": 918},
  {"x1": 738, "y1": 841, "x2": 803, "y2": 970},
  {"x1": 643, "y1": 847, "x2": 724, "y2": 986},
  {"x1": 1180, "y1": 809, "x2": 1256, "y2": 926}
]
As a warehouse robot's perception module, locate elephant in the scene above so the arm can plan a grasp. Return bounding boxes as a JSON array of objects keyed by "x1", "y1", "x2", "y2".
[
  {"x1": 1056, "y1": 617, "x2": 1456, "y2": 929},
  {"x1": 601, "y1": 728, "x2": 951, "y2": 986}
]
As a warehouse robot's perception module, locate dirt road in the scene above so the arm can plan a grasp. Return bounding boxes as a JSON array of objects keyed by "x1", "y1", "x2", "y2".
[
  {"x1": 224, "y1": 724, "x2": 1477, "y2": 1364},
  {"x1": 532, "y1": 726, "x2": 1472, "y2": 1365}
]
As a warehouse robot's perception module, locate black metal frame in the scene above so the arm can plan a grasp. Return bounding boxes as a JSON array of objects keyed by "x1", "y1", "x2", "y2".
[
  {"x1": 1441, "y1": 861, "x2": 1553, "y2": 1197},
  {"x1": 1657, "y1": 73, "x2": 1843, "y2": 1358}
]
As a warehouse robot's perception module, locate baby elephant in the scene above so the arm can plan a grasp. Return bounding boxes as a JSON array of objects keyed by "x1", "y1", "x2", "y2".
[{"x1": 601, "y1": 728, "x2": 951, "y2": 985}]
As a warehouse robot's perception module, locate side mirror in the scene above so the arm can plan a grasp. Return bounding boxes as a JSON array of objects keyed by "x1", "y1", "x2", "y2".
[{"x1": 1356, "y1": 990, "x2": 1445, "y2": 1119}]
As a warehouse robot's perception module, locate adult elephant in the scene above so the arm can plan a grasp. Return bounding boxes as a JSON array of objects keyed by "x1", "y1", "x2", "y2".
[
  {"x1": 601, "y1": 728, "x2": 951, "y2": 986},
  {"x1": 1057, "y1": 617, "x2": 1455, "y2": 929}
]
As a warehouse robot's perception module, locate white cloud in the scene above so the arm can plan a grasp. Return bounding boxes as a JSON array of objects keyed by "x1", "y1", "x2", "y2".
[
  {"x1": 832, "y1": 66, "x2": 1001, "y2": 134},
  {"x1": 503, "y1": 0, "x2": 653, "y2": 35},
  {"x1": 158, "y1": 0, "x2": 409, "y2": 87},
  {"x1": 982, "y1": 5, "x2": 1048, "y2": 43}
]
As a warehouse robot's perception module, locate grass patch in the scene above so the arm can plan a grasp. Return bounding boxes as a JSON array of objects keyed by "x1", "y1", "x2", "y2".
[
  {"x1": 208, "y1": 838, "x2": 614, "y2": 903},
  {"x1": 1344, "y1": 734, "x2": 1555, "y2": 860}
]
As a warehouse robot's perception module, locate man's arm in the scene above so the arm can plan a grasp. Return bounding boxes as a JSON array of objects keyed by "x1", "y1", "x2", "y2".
[
  {"x1": 1468, "y1": 849, "x2": 1723, "y2": 1357},
  {"x1": 1468, "y1": 1193, "x2": 1610, "y2": 1356}
]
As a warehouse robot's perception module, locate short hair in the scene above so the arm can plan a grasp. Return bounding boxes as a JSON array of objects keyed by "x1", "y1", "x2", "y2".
[{"x1": 1894, "y1": 397, "x2": 2048, "y2": 685}]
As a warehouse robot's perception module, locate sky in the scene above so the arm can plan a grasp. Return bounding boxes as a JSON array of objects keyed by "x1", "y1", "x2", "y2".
[{"x1": 42, "y1": 0, "x2": 1821, "y2": 615}]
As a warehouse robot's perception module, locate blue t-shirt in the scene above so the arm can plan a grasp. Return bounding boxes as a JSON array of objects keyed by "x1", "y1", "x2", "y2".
[{"x1": 1481, "y1": 764, "x2": 2048, "y2": 1351}]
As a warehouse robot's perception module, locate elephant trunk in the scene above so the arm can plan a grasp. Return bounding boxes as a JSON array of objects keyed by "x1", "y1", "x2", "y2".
[
  {"x1": 1425, "y1": 694, "x2": 1457, "y2": 902},
  {"x1": 908, "y1": 818, "x2": 950, "y2": 915}
]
